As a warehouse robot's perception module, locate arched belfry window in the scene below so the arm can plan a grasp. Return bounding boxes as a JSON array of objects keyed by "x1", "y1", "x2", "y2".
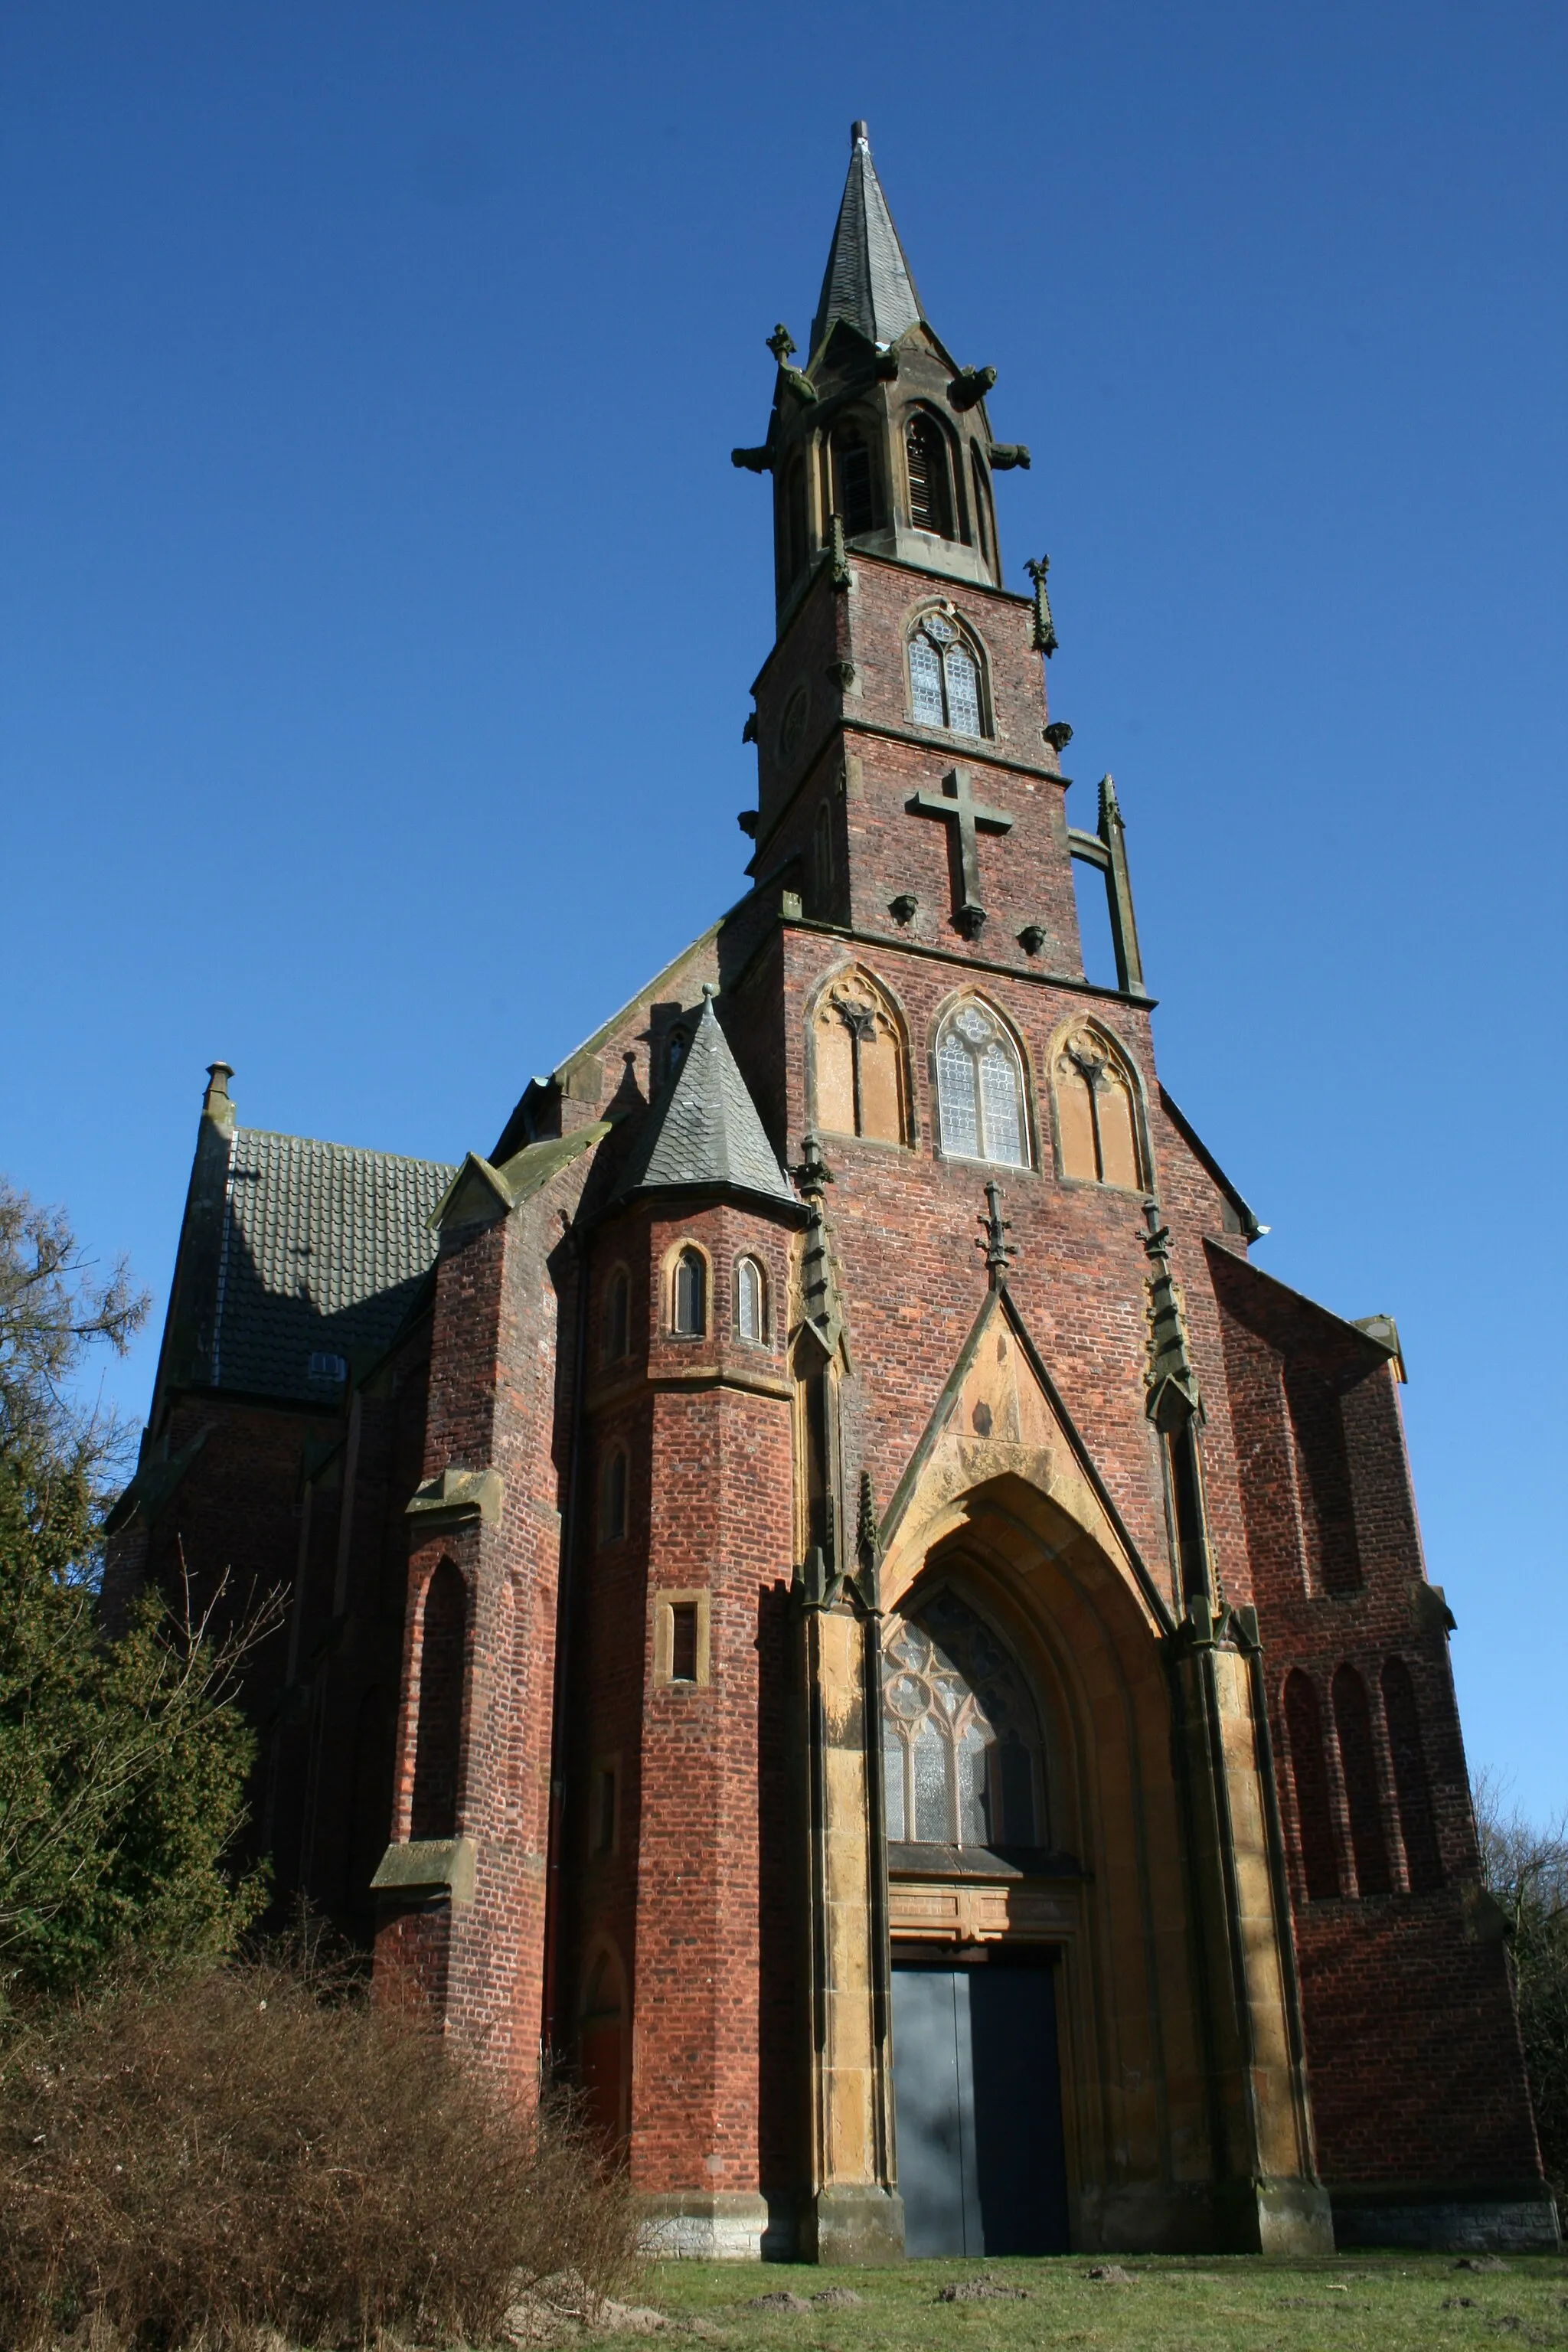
[
  {"x1": 882, "y1": 1589, "x2": 1045, "y2": 1849},
  {"x1": 1051, "y1": 1026, "x2": 1143, "y2": 1190},
  {"x1": 934, "y1": 999, "x2": 1029, "y2": 1168},
  {"x1": 812, "y1": 970, "x2": 908, "y2": 1145},
  {"x1": 831, "y1": 424, "x2": 877, "y2": 538},
  {"x1": 908, "y1": 611, "x2": 984, "y2": 737},
  {"x1": 906, "y1": 412, "x2": 955, "y2": 539},
  {"x1": 970, "y1": 446, "x2": 995, "y2": 570}
]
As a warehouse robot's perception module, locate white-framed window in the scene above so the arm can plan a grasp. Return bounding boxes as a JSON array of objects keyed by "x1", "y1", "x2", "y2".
[
  {"x1": 935, "y1": 1000, "x2": 1029, "y2": 1168},
  {"x1": 734, "y1": 1255, "x2": 767, "y2": 1344}
]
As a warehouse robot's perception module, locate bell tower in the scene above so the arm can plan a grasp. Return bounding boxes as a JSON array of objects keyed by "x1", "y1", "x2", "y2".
[
  {"x1": 734, "y1": 122, "x2": 1029, "y2": 625},
  {"x1": 730, "y1": 121, "x2": 1143, "y2": 995}
]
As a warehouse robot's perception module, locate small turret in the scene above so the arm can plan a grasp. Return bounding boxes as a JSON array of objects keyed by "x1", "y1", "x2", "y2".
[{"x1": 733, "y1": 122, "x2": 1028, "y2": 625}]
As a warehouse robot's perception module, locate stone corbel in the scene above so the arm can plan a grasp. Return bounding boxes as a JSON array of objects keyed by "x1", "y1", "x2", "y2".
[
  {"x1": 370, "y1": 1835, "x2": 476, "y2": 1906},
  {"x1": 405, "y1": 1465, "x2": 504, "y2": 1529}
]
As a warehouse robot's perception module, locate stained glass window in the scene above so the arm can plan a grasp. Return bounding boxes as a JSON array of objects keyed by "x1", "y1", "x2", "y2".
[
  {"x1": 906, "y1": 612, "x2": 986, "y2": 737},
  {"x1": 881, "y1": 1589, "x2": 1044, "y2": 1849},
  {"x1": 935, "y1": 1001, "x2": 1028, "y2": 1168}
]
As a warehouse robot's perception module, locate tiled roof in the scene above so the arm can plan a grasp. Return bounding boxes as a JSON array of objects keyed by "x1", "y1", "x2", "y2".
[
  {"x1": 809, "y1": 124, "x2": 925, "y2": 358},
  {"x1": 211, "y1": 1127, "x2": 456, "y2": 1402},
  {"x1": 613, "y1": 995, "x2": 795, "y2": 1210}
]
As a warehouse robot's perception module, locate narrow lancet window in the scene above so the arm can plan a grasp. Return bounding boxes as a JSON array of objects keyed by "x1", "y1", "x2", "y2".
[
  {"x1": 831, "y1": 426, "x2": 876, "y2": 537},
  {"x1": 934, "y1": 1001, "x2": 1028, "y2": 1168},
  {"x1": 1285, "y1": 1669, "x2": 1339, "y2": 1900},
  {"x1": 906, "y1": 413, "x2": 955, "y2": 537},
  {"x1": 672, "y1": 1247, "x2": 706, "y2": 1336},
  {"x1": 734, "y1": 1255, "x2": 766, "y2": 1343}
]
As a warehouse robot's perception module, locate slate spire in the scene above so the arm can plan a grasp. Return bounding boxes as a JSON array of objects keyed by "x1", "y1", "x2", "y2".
[
  {"x1": 613, "y1": 988, "x2": 795, "y2": 1209},
  {"x1": 808, "y1": 121, "x2": 925, "y2": 358}
]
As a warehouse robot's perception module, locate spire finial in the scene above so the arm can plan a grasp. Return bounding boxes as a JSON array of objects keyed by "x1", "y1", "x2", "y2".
[
  {"x1": 1025, "y1": 557, "x2": 1058, "y2": 657},
  {"x1": 1143, "y1": 1197, "x2": 1201, "y2": 1427},
  {"x1": 851, "y1": 119, "x2": 869, "y2": 146},
  {"x1": 701, "y1": 981, "x2": 718, "y2": 1000},
  {"x1": 976, "y1": 1180, "x2": 1015, "y2": 1289}
]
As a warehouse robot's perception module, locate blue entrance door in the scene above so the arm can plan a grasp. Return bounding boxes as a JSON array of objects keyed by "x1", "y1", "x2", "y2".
[{"x1": 891, "y1": 1953, "x2": 1069, "y2": 2256}]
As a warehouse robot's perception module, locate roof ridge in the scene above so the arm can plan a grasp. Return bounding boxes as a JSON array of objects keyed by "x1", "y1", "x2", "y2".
[{"x1": 234, "y1": 1123, "x2": 457, "y2": 1171}]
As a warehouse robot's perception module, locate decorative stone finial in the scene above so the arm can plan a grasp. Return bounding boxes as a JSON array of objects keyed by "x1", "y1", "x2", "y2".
[
  {"x1": 701, "y1": 982, "x2": 717, "y2": 1000},
  {"x1": 1025, "y1": 557, "x2": 1059, "y2": 658},
  {"x1": 976, "y1": 1180, "x2": 1015, "y2": 1289},
  {"x1": 766, "y1": 323, "x2": 797, "y2": 364}
]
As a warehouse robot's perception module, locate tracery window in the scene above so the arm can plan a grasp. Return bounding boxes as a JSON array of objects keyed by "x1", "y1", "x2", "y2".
[
  {"x1": 812, "y1": 971, "x2": 908, "y2": 1144},
  {"x1": 906, "y1": 413, "x2": 955, "y2": 538},
  {"x1": 1051, "y1": 1027, "x2": 1142, "y2": 1189},
  {"x1": 831, "y1": 425, "x2": 877, "y2": 538},
  {"x1": 908, "y1": 610, "x2": 984, "y2": 737},
  {"x1": 779, "y1": 458, "x2": 808, "y2": 592},
  {"x1": 733, "y1": 1255, "x2": 767, "y2": 1344},
  {"x1": 671, "y1": 1246, "x2": 706, "y2": 1338},
  {"x1": 934, "y1": 999, "x2": 1028, "y2": 1168},
  {"x1": 882, "y1": 1589, "x2": 1044, "y2": 1849}
]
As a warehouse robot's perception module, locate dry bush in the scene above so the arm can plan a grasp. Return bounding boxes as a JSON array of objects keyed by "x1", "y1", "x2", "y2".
[{"x1": 0, "y1": 1957, "x2": 637, "y2": 2349}]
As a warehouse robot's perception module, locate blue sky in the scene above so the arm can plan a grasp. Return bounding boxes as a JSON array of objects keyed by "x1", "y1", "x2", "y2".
[{"x1": 2, "y1": 4, "x2": 1563, "y2": 1815}]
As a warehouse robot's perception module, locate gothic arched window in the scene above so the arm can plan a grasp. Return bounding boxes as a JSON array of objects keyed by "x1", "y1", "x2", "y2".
[
  {"x1": 906, "y1": 413, "x2": 955, "y2": 538},
  {"x1": 812, "y1": 970, "x2": 909, "y2": 1145},
  {"x1": 1051, "y1": 1025, "x2": 1143, "y2": 1190},
  {"x1": 1333, "y1": 1664, "x2": 1391, "y2": 1897},
  {"x1": 671, "y1": 1246, "x2": 706, "y2": 1338},
  {"x1": 1284, "y1": 1669, "x2": 1339, "y2": 1901},
  {"x1": 601, "y1": 1265, "x2": 630, "y2": 1363},
  {"x1": 882, "y1": 1589, "x2": 1044, "y2": 1849},
  {"x1": 831, "y1": 424, "x2": 877, "y2": 537},
  {"x1": 411, "y1": 1559, "x2": 466, "y2": 1842},
  {"x1": 733, "y1": 1255, "x2": 767, "y2": 1344},
  {"x1": 908, "y1": 610, "x2": 985, "y2": 737},
  {"x1": 1380, "y1": 1657, "x2": 1442, "y2": 1892},
  {"x1": 934, "y1": 999, "x2": 1029, "y2": 1168}
]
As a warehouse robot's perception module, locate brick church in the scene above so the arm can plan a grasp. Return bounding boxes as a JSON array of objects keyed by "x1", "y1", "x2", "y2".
[{"x1": 111, "y1": 124, "x2": 1556, "y2": 2262}]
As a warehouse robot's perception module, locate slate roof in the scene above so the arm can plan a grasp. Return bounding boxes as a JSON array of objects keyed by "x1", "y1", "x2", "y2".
[
  {"x1": 809, "y1": 122, "x2": 925, "y2": 358},
  {"x1": 612, "y1": 994, "x2": 795, "y2": 1210},
  {"x1": 211, "y1": 1127, "x2": 456, "y2": 1401}
]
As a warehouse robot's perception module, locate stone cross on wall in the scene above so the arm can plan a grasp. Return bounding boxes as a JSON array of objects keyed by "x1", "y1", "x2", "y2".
[{"x1": 909, "y1": 767, "x2": 1014, "y2": 939}]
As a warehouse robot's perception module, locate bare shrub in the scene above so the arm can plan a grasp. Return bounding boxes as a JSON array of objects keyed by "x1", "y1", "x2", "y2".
[{"x1": 0, "y1": 1957, "x2": 637, "y2": 2348}]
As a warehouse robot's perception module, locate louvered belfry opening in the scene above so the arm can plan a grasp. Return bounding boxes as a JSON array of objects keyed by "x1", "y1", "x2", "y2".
[
  {"x1": 833, "y1": 426, "x2": 877, "y2": 537},
  {"x1": 906, "y1": 413, "x2": 953, "y2": 538}
]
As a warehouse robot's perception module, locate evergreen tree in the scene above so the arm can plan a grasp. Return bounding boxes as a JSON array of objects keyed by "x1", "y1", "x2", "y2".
[{"x1": 0, "y1": 1179, "x2": 266, "y2": 1995}]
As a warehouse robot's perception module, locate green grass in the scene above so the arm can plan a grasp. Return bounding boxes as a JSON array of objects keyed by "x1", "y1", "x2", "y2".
[{"x1": 591, "y1": 2251, "x2": 1568, "y2": 2350}]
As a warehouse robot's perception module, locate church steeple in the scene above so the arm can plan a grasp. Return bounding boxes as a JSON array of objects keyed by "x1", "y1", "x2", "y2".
[
  {"x1": 808, "y1": 121, "x2": 925, "y2": 358},
  {"x1": 733, "y1": 122, "x2": 1030, "y2": 622}
]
